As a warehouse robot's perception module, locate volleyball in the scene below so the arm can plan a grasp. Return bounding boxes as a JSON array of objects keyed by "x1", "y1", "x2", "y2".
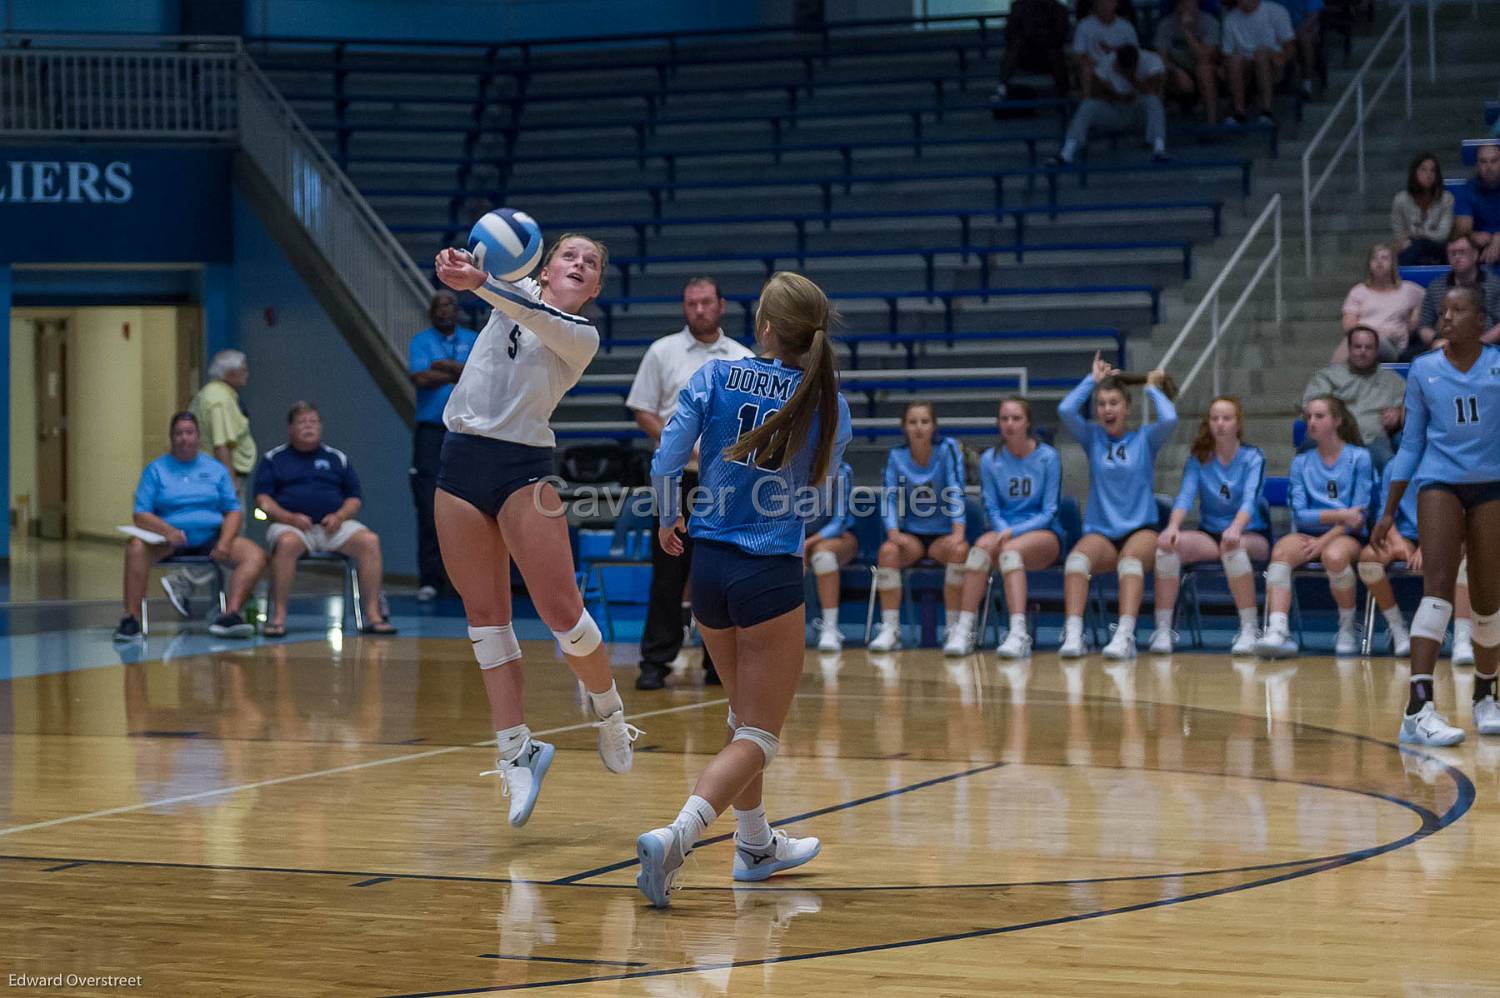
[{"x1": 466, "y1": 208, "x2": 544, "y2": 282}]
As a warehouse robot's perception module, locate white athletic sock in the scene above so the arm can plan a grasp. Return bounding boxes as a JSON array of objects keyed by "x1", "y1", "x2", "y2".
[
  {"x1": 1337, "y1": 607, "x2": 1356, "y2": 629},
  {"x1": 1383, "y1": 606, "x2": 1406, "y2": 631},
  {"x1": 1009, "y1": 613, "x2": 1028, "y2": 635},
  {"x1": 1117, "y1": 615, "x2": 1137, "y2": 639},
  {"x1": 733, "y1": 803, "x2": 773, "y2": 848},
  {"x1": 821, "y1": 607, "x2": 839, "y2": 629},
  {"x1": 1457, "y1": 619, "x2": 1474, "y2": 643},
  {"x1": 671, "y1": 794, "x2": 718, "y2": 850},
  {"x1": 496, "y1": 723, "x2": 531, "y2": 763},
  {"x1": 881, "y1": 609, "x2": 900, "y2": 629},
  {"x1": 1154, "y1": 609, "x2": 1173, "y2": 633},
  {"x1": 1238, "y1": 607, "x2": 1258, "y2": 630},
  {"x1": 587, "y1": 681, "x2": 623, "y2": 721},
  {"x1": 1268, "y1": 611, "x2": 1289, "y2": 634},
  {"x1": 956, "y1": 610, "x2": 976, "y2": 632},
  {"x1": 946, "y1": 609, "x2": 959, "y2": 630},
  {"x1": 1064, "y1": 615, "x2": 1084, "y2": 640}
]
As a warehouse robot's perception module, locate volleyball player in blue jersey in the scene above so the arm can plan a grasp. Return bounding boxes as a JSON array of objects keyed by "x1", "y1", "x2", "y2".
[
  {"x1": 944, "y1": 397, "x2": 1063, "y2": 658},
  {"x1": 1056, "y1": 353, "x2": 1179, "y2": 660},
  {"x1": 1256, "y1": 396, "x2": 1374, "y2": 660},
  {"x1": 805, "y1": 459, "x2": 856, "y2": 653},
  {"x1": 635, "y1": 272, "x2": 852, "y2": 907},
  {"x1": 868, "y1": 402, "x2": 971, "y2": 653},
  {"x1": 1374, "y1": 284, "x2": 1500, "y2": 745},
  {"x1": 1153, "y1": 396, "x2": 1269, "y2": 655}
]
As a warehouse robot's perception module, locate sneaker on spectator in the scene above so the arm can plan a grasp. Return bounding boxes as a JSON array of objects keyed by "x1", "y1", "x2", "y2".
[
  {"x1": 1257, "y1": 110, "x2": 1278, "y2": 126},
  {"x1": 416, "y1": 585, "x2": 438, "y2": 603},
  {"x1": 209, "y1": 612, "x2": 254, "y2": 639},
  {"x1": 160, "y1": 574, "x2": 192, "y2": 619},
  {"x1": 112, "y1": 616, "x2": 143, "y2": 642}
]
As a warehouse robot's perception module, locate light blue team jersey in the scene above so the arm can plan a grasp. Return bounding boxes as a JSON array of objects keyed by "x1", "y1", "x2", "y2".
[
  {"x1": 1172, "y1": 445, "x2": 1268, "y2": 534},
  {"x1": 1058, "y1": 376, "x2": 1178, "y2": 538},
  {"x1": 805, "y1": 461, "x2": 854, "y2": 540},
  {"x1": 979, "y1": 441, "x2": 1063, "y2": 539},
  {"x1": 652, "y1": 357, "x2": 853, "y2": 557},
  {"x1": 1374, "y1": 465, "x2": 1420, "y2": 541},
  {"x1": 882, "y1": 437, "x2": 967, "y2": 535},
  {"x1": 1386, "y1": 345, "x2": 1500, "y2": 487},
  {"x1": 133, "y1": 452, "x2": 240, "y2": 547},
  {"x1": 1289, "y1": 444, "x2": 1374, "y2": 535}
]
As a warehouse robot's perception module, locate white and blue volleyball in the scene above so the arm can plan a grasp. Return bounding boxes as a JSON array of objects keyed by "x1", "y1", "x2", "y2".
[{"x1": 467, "y1": 208, "x2": 544, "y2": 282}]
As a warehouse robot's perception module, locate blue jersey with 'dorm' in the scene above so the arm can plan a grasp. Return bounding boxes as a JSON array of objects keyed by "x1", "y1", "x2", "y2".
[
  {"x1": 1289, "y1": 444, "x2": 1374, "y2": 536},
  {"x1": 1386, "y1": 345, "x2": 1500, "y2": 487},
  {"x1": 1172, "y1": 445, "x2": 1268, "y2": 534},
  {"x1": 882, "y1": 437, "x2": 967, "y2": 535},
  {"x1": 652, "y1": 357, "x2": 853, "y2": 557},
  {"x1": 979, "y1": 441, "x2": 1062, "y2": 539},
  {"x1": 1058, "y1": 376, "x2": 1178, "y2": 537}
]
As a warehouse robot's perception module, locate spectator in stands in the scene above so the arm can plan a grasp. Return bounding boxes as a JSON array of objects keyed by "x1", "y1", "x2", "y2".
[
  {"x1": 626, "y1": 276, "x2": 753, "y2": 690},
  {"x1": 1071, "y1": 0, "x2": 1139, "y2": 101},
  {"x1": 1392, "y1": 152, "x2": 1454, "y2": 266},
  {"x1": 1049, "y1": 45, "x2": 1168, "y2": 166},
  {"x1": 1275, "y1": 0, "x2": 1322, "y2": 98},
  {"x1": 1414, "y1": 234, "x2": 1500, "y2": 350},
  {"x1": 805, "y1": 460, "x2": 857, "y2": 653},
  {"x1": 1301, "y1": 326, "x2": 1405, "y2": 470},
  {"x1": 1221, "y1": 0, "x2": 1295, "y2": 125},
  {"x1": 1155, "y1": 0, "x2": 1222, "y2": 124},
  {"x1": 1455, "y1": 141, "x2": 1500, "y2": 267},
  {"x1": 1336, "y1": 243, "x2": 1423, "y2": 362},
  {"x1": 253, "y1": 402, "x2": 397, "y2": 638},
  {"x1": 992, "y1": 0, "x2": 1071, "y2": 100},
  {"x1": 868, "y1": 402, "x2": 971, "y2": 654},
  {"x1": 114, "y1": 412, "x2": 266, "y2": 642},
  {"x1": 408, "y1": 290, "x2": 479, "y2": 601}
]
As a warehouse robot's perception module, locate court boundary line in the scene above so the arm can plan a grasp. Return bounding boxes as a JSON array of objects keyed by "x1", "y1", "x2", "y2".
[{"x1": 0, "y1": 698, "x2": 725, "y2": 840}]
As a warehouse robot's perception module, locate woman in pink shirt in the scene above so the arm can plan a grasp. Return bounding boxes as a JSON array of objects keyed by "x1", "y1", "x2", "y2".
[{"x1": 1335, "y1": 243, "x2": 1423, "y2": 362}]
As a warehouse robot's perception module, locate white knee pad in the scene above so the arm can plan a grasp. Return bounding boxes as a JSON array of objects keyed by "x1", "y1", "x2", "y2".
[
  {"x1": 1154, "y1": 550, "x2": 1180, "y2": 580},
  {"x1": 1357, "y1": 562, "x2": 1387, "y2": 586},
  {"x1": 1117, "y1": 556, "x2": 1144, "y2": 580},
  {"x1": 1326, "y1": 565, "x2": 1356, "y2": 591},
  {"x1": 875, "y1": 566, "x2": 902, "y2": 591},
  {"x1": 732, "y1": 725, "x2": 780, "y2": 766},
  {"x1": 726, "y1": 707, "x2": 739, "y2": 731},
  {"x1": 965, "y1": 546, "x2": 993, "y2": 573},
  {"x1": 1411, "y1": 596, "x2": 1454, "y2": 643},
  {"x1": 810, "y1": 549, "x2": 840, "y2": 576},
  {"x1": 552, "y1": 609, "x2": 602, "y2": 657},
  {"x1": 945, "y1": 562, "x2": 967, "y2": 587},
  {"x1": 1065, "y1": 552, "x2": 1092, "y2": 579},
  {"x1": 1475, "y1": 609, "x2": 1500, "y2": 648},
  {"x1": 998, "y1": 549, "x2": 1025, "y2": 575},
  {"x1": 1458, "y1": 558, "x2": 1469, "y2": 587},
  {"x1": 1265, "y1": 561, "x2": 1292, "y2": 590},
  {"x1": 1220, "y1": 548, "x2": 1252, "y2": 578},
  {"x1": 468, "y1": 624, "x2": 522, "y2": 670}
]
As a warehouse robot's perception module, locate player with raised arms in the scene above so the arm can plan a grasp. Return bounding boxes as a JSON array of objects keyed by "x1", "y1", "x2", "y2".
[
  {"x1": 1374, "y1": 284, "x2": 1500, "y2": 745},
  {"x1": 634, "y1": 271, "x2": 852, "y2": 907},
  {"x1": 432, "y1": 223, "x2": 640, "y2": 828}
]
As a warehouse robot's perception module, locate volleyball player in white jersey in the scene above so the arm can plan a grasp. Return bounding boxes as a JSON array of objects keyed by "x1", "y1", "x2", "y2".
[{"x1": 433, "y1": 234, "x2": 639, "y2": 827}]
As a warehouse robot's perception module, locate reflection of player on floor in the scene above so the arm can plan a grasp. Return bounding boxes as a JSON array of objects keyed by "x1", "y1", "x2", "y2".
[
  {"x1": 432, "y1": 235, "x2": 640, "y2": 827},
  {"x1": 634, "y1": 273, "x2": 852, "y2": 907},
  {"x1": 1376, "y1": 285, "x2": 1500, "y2": 746}
]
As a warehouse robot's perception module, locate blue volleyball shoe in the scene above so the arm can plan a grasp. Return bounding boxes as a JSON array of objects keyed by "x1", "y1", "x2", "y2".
[
  {"x1": 636, "y1": 825, "x2": 689, "y2": 908},
  {"x1": 732, "y1": 830, "x2": 821, "y2": 883},
  {"x1": 482, "y1": 739, "x2": 555, "y2": 828}
]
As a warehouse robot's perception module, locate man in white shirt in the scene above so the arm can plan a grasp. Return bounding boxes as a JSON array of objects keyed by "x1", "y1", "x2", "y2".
[
  {"x1": 627, "y1": 276, "x2": 754, "y2": 690},
  {"x1": 1050, "y1": 45, "x2": 1168, "y2": 166},
  {"x1": 1070, "y1": 0, "x2": 1139, "y2": 100},
  {"x1": 1221, "y1": 0, "x2": 1295, "y2": 125}
]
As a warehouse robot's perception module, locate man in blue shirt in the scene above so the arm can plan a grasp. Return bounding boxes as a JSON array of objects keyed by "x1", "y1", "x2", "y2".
[
  {"x1": 1456, "y1": 141, "x2": 1500, "y2": 268},
  {"x1": 407, "y1": 291, "x2": 479, "y2": 601},
  {"x1": 254, "y1": 402, "x2": 397, "y2": 637}
]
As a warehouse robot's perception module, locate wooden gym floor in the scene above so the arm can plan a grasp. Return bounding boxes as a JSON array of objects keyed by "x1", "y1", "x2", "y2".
[{"x1": 2, "y1": 623, "x2": 1497, "y2": 996}]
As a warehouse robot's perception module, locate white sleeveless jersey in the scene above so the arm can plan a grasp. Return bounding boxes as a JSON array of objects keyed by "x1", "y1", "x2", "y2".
[{"x1": 442, "y1": 277, "x2": 599, "y2": 448}]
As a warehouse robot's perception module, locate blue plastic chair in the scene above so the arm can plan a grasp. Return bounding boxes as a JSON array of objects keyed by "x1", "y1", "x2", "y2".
[{"x1": 584, "y1": 490, "x2": 657, "y2": 641}]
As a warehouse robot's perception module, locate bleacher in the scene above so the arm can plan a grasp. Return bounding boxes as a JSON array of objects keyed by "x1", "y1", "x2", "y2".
[{"x1": 250, "y1": 10, "x2": 1299, "y2": 480}]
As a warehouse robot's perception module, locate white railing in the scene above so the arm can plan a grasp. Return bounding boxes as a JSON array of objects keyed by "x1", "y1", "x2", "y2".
[
  {"x1": 1158, "y1": 194, "x2": 1282, "y2": 402},
  {"x1": 236, "y1": 53, "x2": 432, "y2": 362},
  {"x1": 0, "y1": 36, "x2": 240, "y2": 137},
  {"x1": 1300, "y1": 5, "x2": 1413, "y2": 276}
]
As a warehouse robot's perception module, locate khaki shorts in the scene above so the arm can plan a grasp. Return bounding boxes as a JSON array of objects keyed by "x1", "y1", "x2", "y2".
[{"x1": 266, "y1": 519, "x2": 367, "y2": 555}]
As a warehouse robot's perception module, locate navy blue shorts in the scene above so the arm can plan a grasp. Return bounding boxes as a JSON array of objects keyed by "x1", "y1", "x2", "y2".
[
  {"x1": 1419, "y1": 480, "x2": 1500, "y2": 510},
  {"x1": 691, "y1": 538, "x2": 805, "y2": 630},
  {"x1": 437, "y1": 432, "x2": 554, "y2": 519}
]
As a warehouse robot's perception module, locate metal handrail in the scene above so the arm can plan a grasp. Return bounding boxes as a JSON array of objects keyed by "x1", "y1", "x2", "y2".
[
  {"x1": 1158, "y1": 194, "x2": 1282, "y2": 402},
  {"x1": 1299, "y1": 5, "x2": 1412, "y2": 276}
]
